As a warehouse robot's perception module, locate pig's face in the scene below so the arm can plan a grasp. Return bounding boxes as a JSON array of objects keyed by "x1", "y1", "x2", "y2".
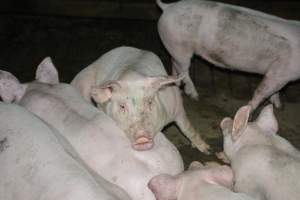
[
  {"x1": 92, "y1": 75, "x2": 182, "y2": 151},
  {"x1": 148, "y1": 161, "x2": 233, "y2": 200},
  {"x1": 220, "y1": 105, "x2": 278, "y2": 160}
]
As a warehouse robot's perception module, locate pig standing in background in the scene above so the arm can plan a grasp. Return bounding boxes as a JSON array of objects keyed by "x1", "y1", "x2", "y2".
[
  {"x1": 0, "y1": 57, "x2": 184, "y2": 200},
  {"x1": 0, "y1": 103, "x2": 131, "y2": 200},
  {"x1": 148, "y1": 161, "x2": 257, "y2": 200},
  {"x1": 157, "y1": 0, "x2": 300, "y2": 111},
  {"x1": 71, "y1": 46, "x2": 210, "y2": 153},
  {"x1": 221, "y1": 105, "x2": 300, "y2": 200}
]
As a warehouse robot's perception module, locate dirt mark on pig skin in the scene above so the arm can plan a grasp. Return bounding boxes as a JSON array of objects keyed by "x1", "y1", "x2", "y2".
[{"x1": 0, "y1": 137, "x2": 9, "y2": 153}]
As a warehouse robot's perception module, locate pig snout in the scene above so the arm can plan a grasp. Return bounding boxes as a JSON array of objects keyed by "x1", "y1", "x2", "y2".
[{"x1": 132, "y1": 131, "x2": 154, "y2": 151}]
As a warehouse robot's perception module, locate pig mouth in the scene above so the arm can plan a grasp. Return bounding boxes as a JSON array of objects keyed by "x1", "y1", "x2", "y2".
[{"x1": 132, "y1": 137, "x2": 154, "y2": 151}]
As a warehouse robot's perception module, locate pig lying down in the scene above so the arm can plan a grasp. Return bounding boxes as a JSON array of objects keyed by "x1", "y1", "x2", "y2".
[
  {"x1": 0, "y1": 57, "x2": 184, "y2": 200},
  {"x1": 221, "y1": 105, "x2": 300, "y2": 200},
  {"x1": 157, "y1": 0, "x2": 300, "y2": 111},
  {"x1": 148, "y1": 161, "x2": 256, "y2": 200},
  {"x1": 0, "y1": 103, "x2": 131, "y2": 200},
  {"x1": 71, "y1": 46, "x2": 210, "y2": 153}
]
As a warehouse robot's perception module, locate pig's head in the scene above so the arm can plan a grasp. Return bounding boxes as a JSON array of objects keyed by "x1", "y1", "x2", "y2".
[
  {"x1": 0, "y1": 57, "x2": 59, "y2": 103},
  {"x1": 91, "y1": 72, "x2": 183, "y2": 151},
  {"x1": 221, "y1": 104, "x2": 278, "y2": 160},
  {"x1": 148, "y1": 161, "x2": 233, "y2": 200}
]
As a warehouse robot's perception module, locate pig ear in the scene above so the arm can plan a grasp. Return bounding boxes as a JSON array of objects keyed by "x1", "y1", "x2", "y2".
[
  {"x1": 202, "y1": 165, "x2": 234, "y2": 189},
  {"x1": 256, "y1": 104, "x2": 278, "y2": 134},
  {"x1": 35, "y1": 57, "x2": 59, "y2": 84},
  {"x1": 147, "y1": 74, "x2": 185, "y2": 91},
  {"x1": 232, "y1": 105, "x2": 251, "y2": 141},
  {"x1": 91, "y1": 81, "x2": 121, "y2": 104},
  {"x1": 0, "y1": 70, "x2": 25, "y2": 103},
  {"x1": 188, "y1": 161, "x2": 204, "y2": 170},
  {"x1": 148, "y1": 174, "x2": 178, "y2": 200},
  {"x1": 220, "y1": 117, "x2": 233, "y2": 133}
]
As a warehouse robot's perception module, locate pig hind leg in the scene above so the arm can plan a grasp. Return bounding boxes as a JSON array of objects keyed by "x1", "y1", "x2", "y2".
[
  {"x1": 170, "y1": 47, "x2": 199, "y2": 100},
  {"x1": 270, "y1": 93, "x2": 281, "y2": 109},
  {"x1": 248, "y1": 69, "x2": 290, "y2": 111}
]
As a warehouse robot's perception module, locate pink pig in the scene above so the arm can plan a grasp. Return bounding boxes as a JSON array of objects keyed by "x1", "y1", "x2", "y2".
[
  {"x1": 221, "y1": 105, "x2": 300, "y2": 200},
  {"x1": 148, "y1": 161, "x2": 256, "y2": 200},
  {"x1": 157, "y1": 0, "x2": 300, "y2": 111},
  {"x1": 71, "y1": 46, "x2": 210, "y2": 153}
]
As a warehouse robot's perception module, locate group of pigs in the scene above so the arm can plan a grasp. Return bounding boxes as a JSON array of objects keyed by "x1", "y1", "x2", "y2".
[{"x1": 1, "y1": 0, "x2": 300, "y2": 200}]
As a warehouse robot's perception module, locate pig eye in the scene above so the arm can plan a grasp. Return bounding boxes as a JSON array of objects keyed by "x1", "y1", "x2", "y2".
[
  {"x1": 147, "y1": 99, "x2": 153, "y2": 110},
  {"x1": 119, "y1": 103, "x2": 127, "y2": 112}
]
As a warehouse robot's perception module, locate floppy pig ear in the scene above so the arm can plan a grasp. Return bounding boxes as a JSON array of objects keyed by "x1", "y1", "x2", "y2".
[
  {"x1": 36, "y1": 57, "x2": 59, "y2": 84},
  {"x1": 203, "y1": 165, "x2": 234, "y2": 189},
  {"x1": 220, "y1": 117, "x2": 233, "y2": 135},
  {"x1": 0, "y1": 70, "x2": 25, "y2": 103},
  {"x1": 91, "y1": 81, "x2": 121, "y2": 104},
  {"x1": 148, "y1": 174, "x2": 178, "y2": 200},
  {"x1": 148, "y1": 74, "x2": 185, "y2": 91},
  {"x1": 232, "y1": 105, "x2": 251, "y2": 141},
  {"x1": 256, "y1": 104, "x2": 278, "y2": 134}
]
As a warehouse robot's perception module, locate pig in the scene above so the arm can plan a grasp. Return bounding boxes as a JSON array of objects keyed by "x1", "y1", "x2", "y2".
[
  {"x1": 0, "y1": 103, "x2": 131, "y2": 200},
  {"x1": 148, "y1": 161, "x2": 257, "y2": 200},
  {"x1": 71, "y1": 46, "x2": 210, "y2": 153},
  {"x1": 0, "y1": 57, "x2": 184, "y2": 200},
  {"x1": 221, "y1": 104, "x2": 300, "y2": 200},
  {"x1": 156, "y1": 0, "x2": 300, "y2": 111}
]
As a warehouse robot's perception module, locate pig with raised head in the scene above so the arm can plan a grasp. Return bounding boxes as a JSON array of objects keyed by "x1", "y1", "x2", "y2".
[
  {"x1": 221, "y1": 105, "x2": 300, "y2": 200},
  {"x1": 148, "y1": 161, "x2": 256, "y2": 200},
  {"x1": 0, "y1": 103, "x2": 131, "y2": 200},
  {"x1": 71, "y1": 46, "x2": 210, "y2": 153},
  {"x1": 156, "y1": 0, "x2": 300, "y2": 111},
  {"x1": 0, "y1": 57, "x2": 184, "y2": 200}
]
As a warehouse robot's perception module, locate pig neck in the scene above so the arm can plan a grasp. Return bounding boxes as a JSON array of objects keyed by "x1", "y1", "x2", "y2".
[
  {"x1": 270, "y1": 134, "x2": 300, "y2": 160},
  {"x1": 178, "y1": 180, "x2": 233, "y2": 200}
]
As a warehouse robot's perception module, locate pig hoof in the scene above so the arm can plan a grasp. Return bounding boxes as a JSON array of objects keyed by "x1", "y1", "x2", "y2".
[
  {"x1": 193, "y1": 143, "x2": 211, "y2": 155},
  {"x1": 215, "y1": 152, "x2": 230, "y2": 164},
  {"x1": 184, "y1": 86, "x2": 199, "y2": 100},
  {"x1": 190, "y1": 93, "x2": 199, "y2": 101},
  {"x1": 273, "y1": 101, "x2": 282, "y2": 109}
]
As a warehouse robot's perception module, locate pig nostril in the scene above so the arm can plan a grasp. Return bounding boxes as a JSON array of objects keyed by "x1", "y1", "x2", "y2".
[
  {"x1": 135, "y1": 136, "x2": 152, "y2": 144},
  {"x1": 132, "y1": 137, "x2": 154, "y2": 151}
]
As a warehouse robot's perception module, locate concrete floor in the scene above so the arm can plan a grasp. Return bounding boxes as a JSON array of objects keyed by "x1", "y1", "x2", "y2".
[{"x1": 1, "y1": 14, "x2": 300, "y2": 167}]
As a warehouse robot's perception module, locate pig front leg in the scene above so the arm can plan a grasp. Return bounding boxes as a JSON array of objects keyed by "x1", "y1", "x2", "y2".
[
  {"x1": 175, "y1": 111, "x2": 210, "y2": 154},
  {"x1": 248, "y1": 70, "x2": 290, "y2": 111}
]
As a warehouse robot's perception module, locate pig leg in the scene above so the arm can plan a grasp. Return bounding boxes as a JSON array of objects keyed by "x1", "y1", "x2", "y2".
[
  {"x1": 175, "y1": 111, "x2": 210, "y2": 154},
  {"x1": 172, "y1": 56, "x2": 199, "y2": 100},
  {"x1": 248, "y1": 70, "x2": 289, "y2": 111},
  {"x1": 162, "y1": 35, "x2": 198, "y2": 99},
  {"x1": 270, "y1": 93, "x2": 281, "y2": 109}
]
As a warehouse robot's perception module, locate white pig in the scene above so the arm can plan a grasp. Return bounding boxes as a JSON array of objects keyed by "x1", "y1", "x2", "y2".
[
  {"x1": 0, "y1": 103, "x2": 131, "y2": 200},
  {"x1": 157, "y1": 0, "x2": 300, "y2": 111},
  {"x1": 0, "y1": 57, "x2": 184, "y2": 200},
  {"x1": 71, "y1": 46, "x2": 210, "y2": 153},
  {"x1": 148, "y1": 161, "x2": 256, "y2": 200},
  {"x1": 221, "y1": 105, "x2": 300, "y2": 200}
]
